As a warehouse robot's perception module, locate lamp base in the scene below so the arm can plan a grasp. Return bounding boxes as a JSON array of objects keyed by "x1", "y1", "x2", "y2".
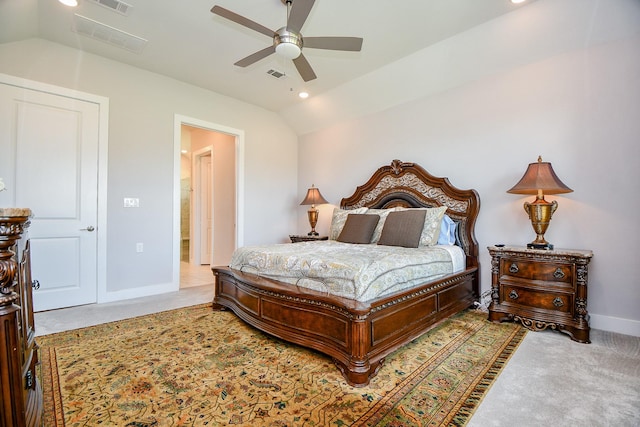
[
  {"x1": 527, "y1": 242, "x2": 554, "y2": 250},
  {"x1": 523, "y1": 196, "x2": 558, "y2": 252},
  {"x1": 307, "y1": 207, "x2": 319, "y2": 237}
]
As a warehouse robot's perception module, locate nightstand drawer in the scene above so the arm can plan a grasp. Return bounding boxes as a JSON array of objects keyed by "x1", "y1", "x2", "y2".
[
  {"x1": 501, "y1": 284, "x2": 573, "y2": 314},
  {"x1": 500, "y1": 258, "x2": 573, "y2": 286}
]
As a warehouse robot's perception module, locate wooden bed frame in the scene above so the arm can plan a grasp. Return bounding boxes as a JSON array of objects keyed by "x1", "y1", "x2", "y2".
[{"x1": 212, "y1": 160, "x2": 480, "y2": 387}]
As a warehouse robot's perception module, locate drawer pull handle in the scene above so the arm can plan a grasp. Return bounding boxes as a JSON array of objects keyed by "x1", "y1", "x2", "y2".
[
  {"x1": 553, "y1": 268, "x2": 565, "y2": 279},
  {"x1": 509, "y1": 263, "x2": 519, "y2": 274},
  {"x1": 553, "y1": 297, "x2": 564, "y2": 307},
  {"x1": 509, "y1": 290, "x2": 519, "y2": 300}
]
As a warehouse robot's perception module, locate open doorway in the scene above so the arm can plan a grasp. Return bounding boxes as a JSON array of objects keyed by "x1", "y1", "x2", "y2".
[{"x1": 174, "y1": 116, "x2": 244, "y2": 289}]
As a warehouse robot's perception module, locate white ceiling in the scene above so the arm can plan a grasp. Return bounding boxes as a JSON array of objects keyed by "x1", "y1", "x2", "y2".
[{"x1": 0, "y1": 0, "x2": 535, "y2": 113}]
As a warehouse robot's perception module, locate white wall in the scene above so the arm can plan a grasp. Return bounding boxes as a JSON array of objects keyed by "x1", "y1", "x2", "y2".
[
  {"x1": 297, "y1": 1, "x2": 640, "y2": 335},
  {"x1": 0, "y1": 38, "x2": 298, "y2": 298}
]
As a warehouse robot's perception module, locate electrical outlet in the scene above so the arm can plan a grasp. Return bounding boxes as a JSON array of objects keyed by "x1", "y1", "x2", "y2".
[
  {"x1": 124, "y1": 198, "x2": 140, "y2": 208},
  {"x1": 136, "y1": 243, "x2": 143, "y2": 253}
]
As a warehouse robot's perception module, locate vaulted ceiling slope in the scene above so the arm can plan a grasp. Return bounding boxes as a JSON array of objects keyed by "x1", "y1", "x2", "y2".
[{"x1": 0, "y1": 0, "x2": 533, "y2": 115}]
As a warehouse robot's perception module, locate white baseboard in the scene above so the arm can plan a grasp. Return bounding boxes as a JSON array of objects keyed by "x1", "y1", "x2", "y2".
[
  {"x1": 590, "y1": 313, "x2": 640, "y2": 337},
  {"x1": 98, "y1": 281, "x2": 179, "y2": 304}
]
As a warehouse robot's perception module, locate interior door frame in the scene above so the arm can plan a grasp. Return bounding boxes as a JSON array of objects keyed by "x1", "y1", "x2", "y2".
[
  {"x1": 0, "y1": 73, "x2": 109, "y2": 305},
  {"x1": 173, "y1": 114, "x2": 244, "y2": 286}
]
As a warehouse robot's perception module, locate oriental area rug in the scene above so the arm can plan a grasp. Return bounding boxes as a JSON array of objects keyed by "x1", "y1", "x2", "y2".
[{"x1": 38, "y1": 304, "x2": 526, "y2": 426}]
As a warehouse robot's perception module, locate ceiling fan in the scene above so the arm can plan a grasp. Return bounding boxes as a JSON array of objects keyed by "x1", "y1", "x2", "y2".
[{"x1": 211, "y1": 0, "x2": 363, "y2": 82}]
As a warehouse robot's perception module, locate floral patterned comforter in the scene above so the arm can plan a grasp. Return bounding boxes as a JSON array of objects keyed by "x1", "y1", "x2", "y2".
[{"x1": 229, "y1": 240, "x2": 465, "y2": 302}]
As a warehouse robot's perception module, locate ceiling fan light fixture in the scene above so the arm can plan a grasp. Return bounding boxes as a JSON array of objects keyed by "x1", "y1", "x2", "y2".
[
  {"x1": 275, "y1": 27, "x2": 302, "y2": 59},
  {"x1": 276, "y1": 42, "x2": 301, "y2": 59}
]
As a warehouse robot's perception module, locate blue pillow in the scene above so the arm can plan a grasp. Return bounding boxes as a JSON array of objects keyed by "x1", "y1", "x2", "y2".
[{"x1": 438, "y1": 215, "x2": 457, "y2": 245}]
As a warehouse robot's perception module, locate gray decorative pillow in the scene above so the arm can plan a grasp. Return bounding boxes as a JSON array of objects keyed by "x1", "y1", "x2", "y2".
[
  {"x1": 337, "y1": 214, "x2": 380, "y2": 244},
  {"x1": 377, "y1": 209, "x2": 427, "y2": 248},
  {"x1": 329, "y1": 207, "x2": 368, "y2": 240},
  {"x1": 367, "y1": 208, "x2": 403, "y2": 243}
]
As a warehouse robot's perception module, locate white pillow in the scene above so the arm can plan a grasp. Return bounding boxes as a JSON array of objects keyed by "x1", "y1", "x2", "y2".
[
  {"x1": 329, "y1": 207, "x2": 368, "y2": 240},
  {"x1": 419, "y1": 206, "x2": 448, "y2": 246}
]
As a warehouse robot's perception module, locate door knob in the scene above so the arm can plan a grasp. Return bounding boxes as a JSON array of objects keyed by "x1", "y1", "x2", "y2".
[{"x1": 80, "y1": 225, "x2": 95, "y2": 232}]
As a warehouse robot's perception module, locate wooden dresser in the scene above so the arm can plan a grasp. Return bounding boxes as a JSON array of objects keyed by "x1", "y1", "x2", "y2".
[
  {"x1": 0, "y1": 208, "x2": 43, "y2": 426},
  {"x1": 488, "y1": 245, "x2": 593, "y2": 343}
]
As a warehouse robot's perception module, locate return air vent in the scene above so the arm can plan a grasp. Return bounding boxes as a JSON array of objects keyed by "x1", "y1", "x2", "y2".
[
  {"x1": 73, "y1": 14, "x2": 147, "y2": 54},
  {"x1": 266, "y1": 69, "x2": 286, "y2": 79},
  {"x1": 86, "y1": 0, "x2": 132, "y2": 16}
]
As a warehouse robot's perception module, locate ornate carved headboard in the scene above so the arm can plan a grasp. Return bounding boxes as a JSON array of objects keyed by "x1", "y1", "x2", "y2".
[{"x1": 340, "y1": 159, "x2": 480, "y2": 269}]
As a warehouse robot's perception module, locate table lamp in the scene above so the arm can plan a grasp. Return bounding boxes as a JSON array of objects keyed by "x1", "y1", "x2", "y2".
[
  {"x1": 507, "y1": 156, "x2": 573, "y2": 250},
  {"x1": 300, "y1": 185, "x2": 328, "y2": 236}
]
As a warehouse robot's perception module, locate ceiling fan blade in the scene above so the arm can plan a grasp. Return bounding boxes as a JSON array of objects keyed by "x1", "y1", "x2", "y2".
[
  {"x1": 211, "y1": 5, "x2": 275, "y2": 38},
  {"x1": 287, "y1": 0, "x2": 315, "y2": 34},
  {"x1": 292, "y1": 53, "x2": 317, "y2": 82},
  {"x1": 234, "y1": 46, "x2": 276, "y2": 67},
  {"x1": 303, "y1": 37, "x2": 363, "y2": 52}
]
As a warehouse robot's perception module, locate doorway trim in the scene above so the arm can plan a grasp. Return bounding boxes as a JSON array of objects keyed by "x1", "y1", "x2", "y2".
[{"x1": 173, "y1": 114, "x2": 245, "y2": 287}]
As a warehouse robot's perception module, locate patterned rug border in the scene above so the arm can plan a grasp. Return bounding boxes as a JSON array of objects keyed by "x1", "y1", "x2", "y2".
[
  {"x1": 351, "y1": 321, "x2": 482, "y2": 427},
  {"x1": 39, "y1": 306, "x2": 527, "y2": 427},
  {"x1": 446, "y1": 325, "x2": 527, "y2": 426},
  {"x1": 351, "y1": 313, "x2": 527, "y2": 426}
]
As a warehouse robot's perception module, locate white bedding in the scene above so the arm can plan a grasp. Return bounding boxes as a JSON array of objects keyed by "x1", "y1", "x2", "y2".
[{"x1": 229, "y1": 240, "x2": 466, "y2": 302}]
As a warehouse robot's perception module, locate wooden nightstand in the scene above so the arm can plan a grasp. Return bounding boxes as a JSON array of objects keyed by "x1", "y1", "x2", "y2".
[
  {"x1": 488, "y1": 245, "x2": 593, "y2": 343},
  {"x1": 289, "y1": 235, "x2": 329, "y2": 243}
]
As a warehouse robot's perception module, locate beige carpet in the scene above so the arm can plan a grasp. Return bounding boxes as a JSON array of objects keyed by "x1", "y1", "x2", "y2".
[{"x1": 467, "y1": 325, "x2": 640, "y2": 427}]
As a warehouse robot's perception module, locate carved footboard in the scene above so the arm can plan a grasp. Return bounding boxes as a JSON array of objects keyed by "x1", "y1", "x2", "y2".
[{"x1": 212, "y1": 266, "x2": 477, "y2": 387}]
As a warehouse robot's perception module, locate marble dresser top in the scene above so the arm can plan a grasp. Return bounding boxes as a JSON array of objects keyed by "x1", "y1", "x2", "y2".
[
  {"x1": 487, "y1": 245, "x2": 593, "y2": 258},
  {"x1": 0, "y1": 208, "x2": 32, "y2": 217}
]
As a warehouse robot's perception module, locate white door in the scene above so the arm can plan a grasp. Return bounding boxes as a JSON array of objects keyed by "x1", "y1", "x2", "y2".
[
  {"x1": 191, "y1": 147, "x2": 212, "y2": 265},
  {"x1": 0, "y1": 83, "x2": 100, "y2": 311},
  {"x1": 199, "y1": 153, "x2": 212, "y2": 264}
]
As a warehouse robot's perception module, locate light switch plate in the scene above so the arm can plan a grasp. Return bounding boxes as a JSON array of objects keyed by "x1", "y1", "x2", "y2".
[{"x1": 124, "y1": 197, "x2": 139, "y2": 208}]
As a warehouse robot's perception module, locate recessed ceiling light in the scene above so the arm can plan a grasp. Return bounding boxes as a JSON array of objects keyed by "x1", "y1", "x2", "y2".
[
  {"x1": 298, "y1": 91, "x2": 309, "y2": 99},
  {"x1": 511, "y1": 0, "x2": 527, "y2": 4},
  {"x1": 59, "y1": 0, "x2": 79, "y2": 6}
]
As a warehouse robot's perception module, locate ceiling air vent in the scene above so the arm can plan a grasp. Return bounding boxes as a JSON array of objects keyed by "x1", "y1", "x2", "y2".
[
  {"x1": 267, "y1": 69, "x2": 286, "y2": 79},
  {"x1": 73, "y1": 14, "x2": 147, "y2": 54},
  {"x1": 87, "y1": 0, "x2": 132, "y2": 16}
]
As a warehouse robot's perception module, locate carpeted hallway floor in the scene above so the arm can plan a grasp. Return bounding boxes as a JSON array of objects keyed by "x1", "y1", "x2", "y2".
[{"x1": 35, "y1": 280, "x2": 640, "y2": 426}]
